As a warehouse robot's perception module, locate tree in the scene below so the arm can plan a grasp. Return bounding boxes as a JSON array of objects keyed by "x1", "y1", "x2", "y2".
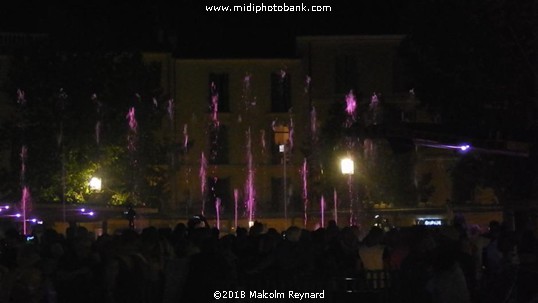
[
  {"x1": 399, "y1": 0, "x2": 534, "y2": 138},
  {"x1": 1, "y1": 41, "x2": 167, "y2": 207}
]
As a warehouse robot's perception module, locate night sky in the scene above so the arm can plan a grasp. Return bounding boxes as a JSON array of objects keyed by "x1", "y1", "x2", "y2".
[{"x1": 0, "y1": 2, "x2": 411, "y2": 57}]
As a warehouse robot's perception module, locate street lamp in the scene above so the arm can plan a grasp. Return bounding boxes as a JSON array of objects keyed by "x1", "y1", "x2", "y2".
[
  {"x1": 340, "y1": 158, "x2": 354, "y2": 175},
  {"x1": 89, "y1": 176, "x2": 102, "y2": 191},
  {"x1": 274, "y1": 124, "x2": 290, "y2": 221},
  {"x1": 340, "y1": 157, "x2": 354, "y2": 226}
]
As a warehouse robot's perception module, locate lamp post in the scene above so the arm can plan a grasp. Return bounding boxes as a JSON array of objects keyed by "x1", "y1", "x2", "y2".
[
  {"x1": 340, "y1": 157, "x2": 354, "y2": 226},
  {"x1": 274, "y1": 124, "x2": 290, "y2": 221}
]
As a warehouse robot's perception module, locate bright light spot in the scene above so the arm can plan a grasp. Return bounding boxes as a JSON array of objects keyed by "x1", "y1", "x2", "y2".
[
  {"x1": 340, "y1": 158, "x2": 354, "y2": 175},
  {"x1": 37, "y1": 220, "x2": 43, "y2": 225},
  {"x1": 89, "y1": 177, "x2": 102, "y2": 191},
  {"x1": 279, "y1": 144, "x2": 286, "y2": 153},
  {"x1": 248, "y1": 220, "x2": 255, "y2": 227},
  {"x1": 375, "y1": 215, "x2": 380, "y2": 219},
  {"x1": 88, "y1": 212, "x2": 94, "y2": 216},
  {"x1": 15, "y1": 213, "x2": 21, "y2": 218},
  {"x1": 80, "y1": 208, "x2": 85, "y2": 212},
  {"x1": 31, "y1": 218, "x2": 37, "y2": 223},
  {"x1": 460, "y1": 144, "x2": 470, "y2": 151}
]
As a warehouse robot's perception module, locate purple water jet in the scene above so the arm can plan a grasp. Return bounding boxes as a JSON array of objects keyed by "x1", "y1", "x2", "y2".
[
  {"x1": 20, "y1": 146, "x2": 31, "y2": 235},
  {"x1": 260, "y1": 129, "x2": 266, "y2": 155},
  {"x1": 310, "y1": 107, "x2": 318, "y2": 142},
  {"x1": 17, "y1": 89, "x2": 26, "y2": 105},
  {"x1": 304, "y1": 75, "x2": 311, "y2": 93},
  {"x1": 210, "y1": 82, "x2": 220, "y2": 128},
  {"x1": 234, "y1": 188, "x2": 239, "y2": 228},
  {"x1": 369, "y1": 92, "x2": 379, "y2": 109},
  {"x1": 245, "y1": 128, "x2": 255, "y2": 223},
  {"x1": 199, "y1": 152, "x2": 208, "y2": 215},
  {"x1": 348, "y1": 175, "x2": 354, "y2": 226},
  {"x1": 243, "y1": 73, "x2": 258, "y2": 110},
  {"x1": 369, "y1": 92, "x2": 380, "y2": 125},
  {"x1": 167, "y1": 99, "x2": 174, "y2": 123},
  {"x1": 215, "y1": 197, "x2": 221, "y2": 230},
  {"x1": 183, "y1": 124, "x2": 189, "y2": 151},
  {"x1": 345, "y1": 90, "x2": 357, "y2": 127},
  {"x1": 126, "y1": 107, "x2": 138, "y2": 152},
  {"x1": 288, "y1": 116, "x2": 294, "y2": 151},
  {"x1": 301, "y1": 158, "x2": 308, "y2": 227},
  {"x1": 320, "y1": 195, "x2": 325, "y2": 228},
  {"x1": 92, "y1": 94, "x2": 103, "y2": 145}
]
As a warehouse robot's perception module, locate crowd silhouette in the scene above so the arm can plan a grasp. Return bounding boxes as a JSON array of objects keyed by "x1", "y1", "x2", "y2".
[{"x1": 0, "y1": 215, "x2": 536, "y2": 303}]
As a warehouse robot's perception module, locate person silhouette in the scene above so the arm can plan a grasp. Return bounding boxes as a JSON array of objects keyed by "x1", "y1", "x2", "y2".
[{"x1": 125, "y1": 205, "x2": 136, "y2": 230}]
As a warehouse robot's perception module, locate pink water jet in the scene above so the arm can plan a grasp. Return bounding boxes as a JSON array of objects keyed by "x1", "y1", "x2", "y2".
[
  {"x1": 167, "y1": 99, "x2": 174, "y2": 123},
  {"x1": 20, "y1": 145, "x2": 31, "y2": 235},
  {"x1": 260, "y1": 129, "x2": 266, "y2": 155},
  {"x1": 287, "y1": 116, "x2": 294, "y2": 151},
  {"x1": 199, "y1": 152, "x2": 208, "y2": 215},
  {"x1": 320, "y1": 195, "x2": 325, "y2": 228},
  {"x1": 345, "y1": 90, "x2": 357, "y2": 127},
  {"x1": 280, "y1": 69, "x2": 287, "y2": 79},
  {"x1": 210, "y1": 82, "x2": 220, "y2": 128},
  {"x1": 17, "y1": 89, "x2": 26, "y2": 105},
  {"x1": 304, "y1": 75, "x2": 311, "y2": 93},
  {"x1": 333, "y1": 189, "x2": 338, "y2": 224},
  {"x1": 183, "y1": 124, "x2": 189, "y2": 151},
  {"x1": 126, "y1": 107, "x2": 138, "y2": 151},
  {"x1": 245, "y1": 128, "x2": 255, "y2": 223},
  {"x1": 234, "y1": 188, "x2": 239, "y2": 228},
  {"x1": 369, "y1": 92, "x2": 379, "y2": 109},
  {"x1": 20, "y1": 146, "x2": 27, "y2": 181},
  {"x1": 310, "y1": 107, "x2": 318, "y2": 142},
  {"x1": 243, "y1": 73, "x2": 257, "y2": 108},
  {"x1": 215, "y1": 197, "x2": 221, "y2": 230},
  {"x1": 348, "y1": 175, "x2": 354, "y2": 226},
  {"x1": 21, "y1": 187, "x2": 31, "y2": 235},
  {"x1": 92, "y1": 94, "x2": 103, "y2": 145},
  {"x1": 301, "y1": 158, "x2": 308, "y2": 227}
]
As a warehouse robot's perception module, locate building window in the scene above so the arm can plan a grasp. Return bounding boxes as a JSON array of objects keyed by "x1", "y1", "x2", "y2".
[
  {"x1": 205, "y1": 177, "x2": 231, "y2": 216},
  {"x1": 271, "y1": 177, "x2": 286, "y2": 213},
  {"x1": 270, "y1": 129, "x2": 290, "y2": 165},
  {"x1": 334, "y1": 55, "x2": 358, "y2": 94},
  {"x1": 208, "y1": 73, "x2": 230, "y2": 112},
  {"x1": 209, "y1": 125, "x2": 228, "y2": 164},
  {"x1": 271, "y1": 71, "x2": 291, "y2": 112}
]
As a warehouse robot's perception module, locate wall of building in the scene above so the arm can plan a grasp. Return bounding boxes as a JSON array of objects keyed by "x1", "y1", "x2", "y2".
[{"x1": 169, "y1": 59, "x2": 308, "y2": 218}]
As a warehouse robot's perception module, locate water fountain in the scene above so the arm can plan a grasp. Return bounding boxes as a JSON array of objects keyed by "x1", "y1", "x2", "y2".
[
  {"x1": 126, "y1": 106, "x2": 138, "y2": 152},
  {"x1": 9, "y1": 63, "x2": 382, "y2": 234},
  {"x1": 16, "y1": 90, "x2": 31, "y2": 235},
  {"x1": 320, "y1": 195, "x2": 325, "y2": 228},
  {"x1": 301, "y1": 158, "x2": 308, "y2": 227},
  {"x1": 20, "y1": 147, "x2": 31, "y2": 235},
  {"x1": 199, "y1": 152, "x2": 207, "y2": 215},
  {"x1": 343, "y1": 91, "x2": 358, "y2": 226},
  {"x1": 215, "y1": 197, "x2": 221, "y2": 230},
  {"x1": 234, "y1": 188, "x2": 239, "y2": 228},
  {"x1": 126, "y1": 105, "x2": 140, "y2": 205},
  {"x1": 245, "y1": 128, "x2": 255, "y2": 224}
]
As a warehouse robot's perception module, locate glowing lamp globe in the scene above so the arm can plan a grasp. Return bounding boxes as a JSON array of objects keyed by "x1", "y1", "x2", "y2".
[
  {"x1": 340, "y1": 158, "x2": 354, "y2": 175},
  {"x1": 89, "y1": 177, "x2": 102, "y2": 191}
]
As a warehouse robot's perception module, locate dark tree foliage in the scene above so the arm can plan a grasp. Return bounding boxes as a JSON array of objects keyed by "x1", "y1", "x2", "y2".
[
  {"x1": 399, "y1": 0, "x2": 535, "y2": 139},
  {"x1": 1, "y1": 41, "x2": 168, "y2": 207},
  {"x1": 451, "y1": 152, "x2": 533, "y2": 204},
  {"x1": 319, "y1": 97, "x2": 417, "y2": 207}
]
